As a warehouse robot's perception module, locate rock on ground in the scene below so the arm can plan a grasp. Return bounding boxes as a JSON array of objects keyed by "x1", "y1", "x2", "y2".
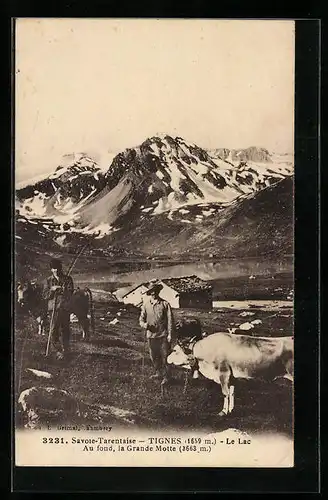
[{"x1": 18, "y1": 386, "x2": 80, "y2": 429}]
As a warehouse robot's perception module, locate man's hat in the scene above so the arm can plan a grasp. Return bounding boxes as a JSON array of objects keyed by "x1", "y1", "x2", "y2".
[
  {"x1": 145, "y1": 280, "x2": 163, "y2": 295},
  {"x1": 50, "y1": 258, "x2": 62, "y2": 271}
]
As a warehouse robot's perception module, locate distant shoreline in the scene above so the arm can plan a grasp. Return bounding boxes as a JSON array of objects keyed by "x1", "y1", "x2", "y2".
[{"x1": 87, "y1": 288, "x2": 293, "y2": 311}]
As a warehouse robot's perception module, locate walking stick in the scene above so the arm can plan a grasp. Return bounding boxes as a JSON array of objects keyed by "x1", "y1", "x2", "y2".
[
  {"x1": 45, "y1": 292, "x2": 58, "y2": 357},
  {"x1": 84, "y1": 288, "x2": 95, "y2": 339},
  {"x1": 17, "y1": 321, "x2": 30, "y2": 394},
  {"x1": 141, "y1": 330, "x2": 147, "y2": 376},
  {"x1": 66, "y1": 243, "x2": 89, "y2": 278}
]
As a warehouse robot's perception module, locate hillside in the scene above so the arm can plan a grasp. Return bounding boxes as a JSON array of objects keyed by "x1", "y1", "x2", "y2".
[{"x1": 82, "y1": 176, "x2": 294, "y2": 258}]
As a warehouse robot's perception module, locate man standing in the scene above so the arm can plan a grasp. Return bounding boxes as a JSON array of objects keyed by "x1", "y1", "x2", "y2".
[
  {"x1": 43, "y1": 258, "x2": 74, "y2": 359},
  {"x1": 139, "y1": 281, "x2": 175, "y2": 384}
]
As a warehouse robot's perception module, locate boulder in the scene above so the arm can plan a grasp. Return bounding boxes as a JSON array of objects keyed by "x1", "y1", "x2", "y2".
[{"x1": 18, "y1": 386, "x2": 80, "y2": 429}]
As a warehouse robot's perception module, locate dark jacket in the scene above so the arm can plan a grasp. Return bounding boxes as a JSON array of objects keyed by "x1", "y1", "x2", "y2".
[{"x1": 43, "y1": 273, "x2": 74, "y2": 312}]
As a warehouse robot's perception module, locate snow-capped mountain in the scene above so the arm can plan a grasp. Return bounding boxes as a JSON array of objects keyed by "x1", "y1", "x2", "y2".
[
  {"x1": 73, "y1": 136, "x2": 293, "y2": 236},
  {"x1": 15, "y1": 136, "x2": 293, "y2": 241},
  {"x1": 208, "y1": 146, "x2": 293, "y2": 167},
  {"x1": 209, "y1": 146, "x2": 273, "y2": 164},
  {"x1": 15, "y1": 153, "x2": 106, "y2": 223}
]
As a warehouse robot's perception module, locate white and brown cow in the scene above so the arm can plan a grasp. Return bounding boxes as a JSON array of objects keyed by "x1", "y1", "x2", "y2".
[{"x1": 167, "y1": 332, "x2": 293, "y2": 416}]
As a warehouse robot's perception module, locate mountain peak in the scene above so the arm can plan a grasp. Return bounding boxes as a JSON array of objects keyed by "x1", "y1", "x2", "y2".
[
  {"x1": 55, "y1": 152, "x2": 99, "y2": 170},
  {"x1": 210, "y1": 146, "x2": 273, "y2": 164},
  {"x1": 15, "y1": 135, "x2": 293, "y2": 240}
]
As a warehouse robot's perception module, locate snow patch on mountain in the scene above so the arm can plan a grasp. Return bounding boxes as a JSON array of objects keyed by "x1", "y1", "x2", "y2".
[
  {"x1": 166, "y1": 161, "x2": 187, "y2": 192},
  {"x1": 156, "y1": 170, "x2": 165, "y2": 180},
  {"x1": 203, "y1": 208, "x2": 216, "y2": 216},
  {"x1": 18, "y1": 192, "x2": 48, "y2": 218},
  {"x1": 15, "y1": 136, "x2": 294, "y2": 240}
]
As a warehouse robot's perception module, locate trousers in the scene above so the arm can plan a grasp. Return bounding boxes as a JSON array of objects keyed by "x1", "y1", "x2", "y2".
[
  {"x1": 148, "y1": 337, "x2": 170, "y2": 377},
  {"x1": 51, "y1": 309, "x2": 71, "y2": 353}
]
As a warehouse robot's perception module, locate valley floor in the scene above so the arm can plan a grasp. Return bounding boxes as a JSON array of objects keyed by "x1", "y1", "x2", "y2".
[{"x1": 14, "y1": 299, "x2": 293, "y2": 436}]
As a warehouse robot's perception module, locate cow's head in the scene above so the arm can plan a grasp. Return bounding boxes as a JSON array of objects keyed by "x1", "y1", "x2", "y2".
[{"x1": 167, "y1": 344, "x2": 194, "y2": 370}]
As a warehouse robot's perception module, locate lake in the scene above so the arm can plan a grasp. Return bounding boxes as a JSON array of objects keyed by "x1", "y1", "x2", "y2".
[{"x1": 75, "y1": 256, "x2": 293, "y2": 301}]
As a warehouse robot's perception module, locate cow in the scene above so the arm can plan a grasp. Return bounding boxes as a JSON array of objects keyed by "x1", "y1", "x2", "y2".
[
  {"x1": 69, "y1": 287, "x2": 95, "y2": 340},
  {"x1": 17, "y1": 281, "x2": 48, "y2": 336},
  {"x1": 167, "y1": 332, "x2": 293, "y2": 416},
  {"x1": 16, "y1": 281, "x2": 94, "y2": 339}
]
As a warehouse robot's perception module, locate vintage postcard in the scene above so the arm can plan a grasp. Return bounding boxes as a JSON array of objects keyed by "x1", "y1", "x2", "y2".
[{"x1": 14, "y1": 18, "x2": 295, "y2": 468}]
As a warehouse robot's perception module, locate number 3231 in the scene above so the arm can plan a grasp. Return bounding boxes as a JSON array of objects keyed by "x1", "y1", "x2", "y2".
[{"x1": 42, "y1": 437, "x2": 65, "y2": 444}]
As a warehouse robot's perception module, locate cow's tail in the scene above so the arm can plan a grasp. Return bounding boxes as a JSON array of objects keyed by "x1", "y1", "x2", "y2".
[{"x1": 84, "y1": 288, "x2": 95, "y2": 338}]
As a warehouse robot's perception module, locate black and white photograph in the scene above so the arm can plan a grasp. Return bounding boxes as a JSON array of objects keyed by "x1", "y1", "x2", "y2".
[{"x1": 14, "y1": 18, "x2": 295, "y2": 467}]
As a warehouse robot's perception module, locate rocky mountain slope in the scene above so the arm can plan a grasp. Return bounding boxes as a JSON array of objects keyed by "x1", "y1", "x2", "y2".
[
  {"x1": 15, "y1": 175, "x2": 294, "y2": 259},
  {"x1": 15, "y1": 136, "x2": 293, "y2": 240},
  {"x1": 209, "y1": 146, "x2": 273, "y2": 163},
  {"x1": 96, "y1": 176, "x2": 294, "y2": 258},
  {"x1": 15, "y1": 153, "x2": 106, "y2": 223},
  {"x1": 208, "y1": 146, "x2": 293, "y2": 166}
]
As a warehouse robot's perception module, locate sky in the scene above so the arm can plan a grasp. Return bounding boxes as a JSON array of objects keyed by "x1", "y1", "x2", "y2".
[{"x1": 15, "y1": 19, "x2": 295, "y2": 182}]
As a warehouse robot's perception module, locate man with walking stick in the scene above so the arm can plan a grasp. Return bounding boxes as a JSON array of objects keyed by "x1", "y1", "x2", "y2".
[
  {"x1": 139, "y1": 281, "x2": 175, "y2": 385},
  {"x1": 43, "y1": 258, "x2": 74, "y2": 360}
]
